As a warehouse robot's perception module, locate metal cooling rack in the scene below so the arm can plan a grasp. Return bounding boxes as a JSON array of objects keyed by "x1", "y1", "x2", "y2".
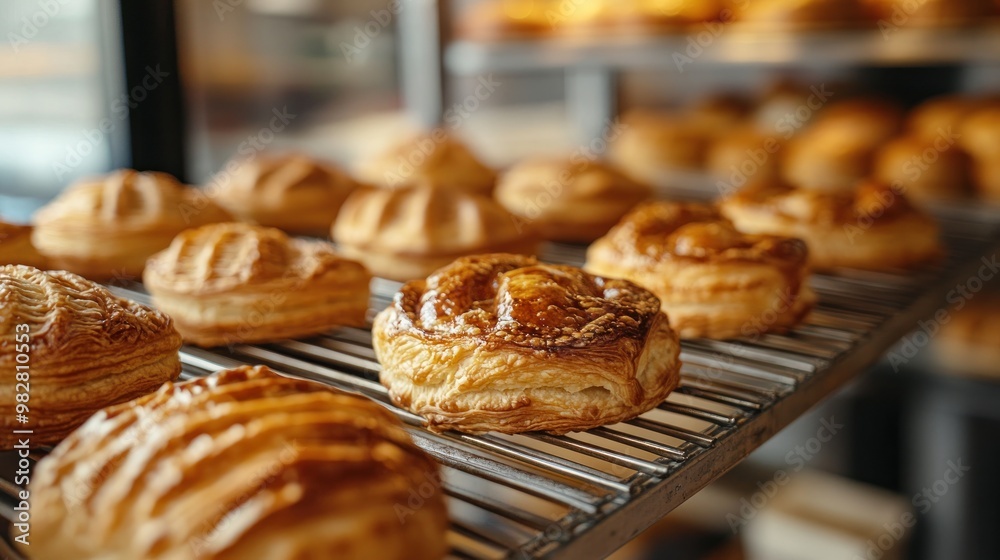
[{"x1": 1, "y1": 215, "x2": 998, "y2": 559}]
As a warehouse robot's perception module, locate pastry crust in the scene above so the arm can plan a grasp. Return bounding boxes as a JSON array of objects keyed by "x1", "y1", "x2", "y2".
[
  {"x1": 373, "y1": 254, "x2": 682, "y2": 435},
  {"x1": 495, "y1": 158, "x2": 652, "y2": 243},
  {"x1": 719, "y1": 180, "x2": 943, "y2": 271},
  {"x1": 0, "y1": 265, "x2": 181, "y2": 448},
  {"x1": 707, "y1": 127, "x2": 785, "y2": 186},
  {"x1": 0, "y1": 221, "x2": 48, "y2": 268},
  {"x1": 586, "y1": 202, "x2": 814, "y2": 339},
  {"x1": 610, "y1": 110, "x2": 715, "y2": 184},
  {"x1": 32, "y1": 169, "x2": 231, "y2": 279},
  {"x1": 958, "y1": 104, "x2": 1000, "y2": 160},
  {"x1": 333, "y1": 185, "x2": 539, "y2": 281},
  {"x1": 214, "y1": 153, "x2": 359, "y2": 236},
  {"x1": 355, "y1": 133, "x2": 496, "y2": 194},
  {"x1": 873, "y1": 135, "x2": 971, "y2": 203},
  {"x1": 907, "y1": 95, "x2": 983, "y2": 142},
  {"x1": 25, "y1": 365, "x2": 448, "y2": 560},
  {"x1": 144, "y1": 223, "x2": 370, "y2": 347},
  {"x1": 934, "y1": 293, "x2": 1000, "y2": 379}
]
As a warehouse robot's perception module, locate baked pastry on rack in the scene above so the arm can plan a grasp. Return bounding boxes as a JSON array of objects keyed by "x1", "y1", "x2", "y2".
[
  {"x1": 373, "y1": 254, "x2": 682, "y2": 434},
  {"x1": 32, "y1": 169, "x2": 231, "y2": 279},
  {"x1": 0, "y1": 265, "x2": 181, "y2": 448},
  {"x1": 873, "y1": 135, "x2": 971, "y2": 203},
  {"x1": 958, "y1": 104, "x2": 1000, "y2": 160},
  {"x1": 144, "y1": 223, "x2": 370, "y2": 347},
  {"x1": 933, "y1": 292, "x2": 1000, "y2": 379},
  {"x1": 494, "y1": 158, "x2": 652, "y2": 243},
  {"x1": 25, "y1": 365, "x2": 448, "y2": 560},
  {"x1": 781, "y1": 126, "x2": 876, "y2": 194},
  {"x1": 707, "y1": 127, "x2": 785, "y2": 187},
  {"x1": 0, "y1": 222, "x2": 48, "y2": 268},
  {"x1": 728, "y1": 0, "x2": 868, "y2": 28},
  {"x1": 719, "y1": 180, "x2": 943, "y2": 271},
  {"x1": 586, "y1": 202, "x2": 814, "y2": 339},
  {"x1": 609, "y1": 110, "x2": 715, "y2": 184},
  {"x1": 355, "y1": 133, "x2": 496, "y2": 194},
  {"x1": 808, "y1": 97, "x2": 904, "y2": 147},
  {"x1": 214, "y1": 153, "x2": 360, "y2": 236},
  {"x1": 333, "y1": 184, "x2": 539, "y2": 281},
  {"x1": 907, "y1": 95, "x2": 983, "y2": 142}
]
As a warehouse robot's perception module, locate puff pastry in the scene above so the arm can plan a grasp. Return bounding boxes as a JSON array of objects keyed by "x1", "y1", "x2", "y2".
[
  {"x1": 707, "y1": 127, "x2": 785, "y2": 186},
  {"x1": 0, "y1": 265, "x2": 181, "y2": 448},
  {"x1": 907, "y1": 95, "x2": 983, "y2": 142},
  {"x1": 214, "y1": 153, "x2": 359, "y2": 236},
  {"x1": 495, "y1": 158, "x2": 652, "y2": 243},
  {"x1": 586, "y1": 202, "x2": 814, "y2": 339},
  {"x1": 873, "y1": 135, "x2": 971, "y2": 203},
  {"x1": 719, "y1": 181, "x2": 943, "y2": 271},
  {"x1": 373, "y1": 254, "x2": 681, "y2": 434},
  {"x1": 25, "y1": 365, "x2": 448, "y2": 560},
  {"x1": 333, "y1": 185, "x2": 539, "y2": 281},
  {"x1": 355, "y1": 133, "x2": 496, "y2": 194},
  {"x1": 0, "y1": 221, "x2": 48, "y2": 268},
  {"x1": 144, "y1": 223, "x2": 370, "y2": 347},
  {"x1": 610, "y1": 110, "x2": 715, "y2": 184},
  {"x1": 32, "y1": 169, "x2": 231, "y2": 279}
]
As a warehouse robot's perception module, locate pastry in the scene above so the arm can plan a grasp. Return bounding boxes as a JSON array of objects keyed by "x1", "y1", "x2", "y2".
[
  {"x1": 719, "y1": 180, "x2": 943, "y2": 271},
  {"x1": 958, "y1": 104, "x2": 1000, "y2": 160},
  {"x1": 0, "y1": 221, "x2": 48, "y2": 268},
  {"x1": 753, "y1": 81, "x2": 814, "y2": 136},
  {"x1": 144, "y1": 223, "x2": 370, "y2": 347},
  {"x1": 214, "y1": 153, "x2": 359, "y2": 236},
  {"x1": 707, "y1": 127, "x2": 785, "y2": 188},
  {"x1": 32, "y1": 169, "x2": 231, "y2": 279},
  {"x1": 373, "y1": 254, "x2": 682, "y2": 434},
  {"x1": 332, "y1": 184, "x2": 539, "y2": 281},
  {"x1": 971, "y1": 157, "x2": 1000, "y2": 202},
  {"x1": 933, "y1": 292, "x2": 1000, "y2": 379},
  {"x1": 458, "y1": 0, "x2": 558, "y2": 39},
  {"x1": 494, "y1": 158, "x2": 652, "y2": 243},
  {"x1": 355, "y1": 133, "x2": 496, "y2": 194},
  {"x1": 689, "y1": 93, "x2": 752, "y2": 133},
  {"x1": 610, "y1": 110, "x2": 715, "y2": 184},
  {"x1": 809, "y1": 97, "x2": 904, "y2": 147},
  {"x1": 781, "y1": 126, "x2": 876, "y2": 193},
  {"x1": 25, "y1": 365, "x2": 448, "y2": 560},
  {"x1": 0, "y1": 265, "x2": 181, "y2": 448},
  {"x1": 613, "y1": 0, "x2": 725, "y2": 33},
  {"x1": 864, "y1": 0, "x2": 994, "y2": 27},
  {"x1": 907, "y1": 95, "x2": 983, "y2": 142},
  {"x1": 729, "y1": 0, "x2": 868, "y2": 28},
  {"x1": 873, "y1": 135, "x2": 971, "y2": 203},
  {"x1": 586, "y1": 202, "x2": 814, "y2": 339}
]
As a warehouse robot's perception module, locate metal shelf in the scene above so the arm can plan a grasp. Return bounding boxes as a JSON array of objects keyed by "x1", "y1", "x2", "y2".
[
  {"x1": 2, "y1": 216, "x2": 998, "y2": 559},
  {"x1": 446, "y1": 25, "x2": 1000, "y2": 75}
]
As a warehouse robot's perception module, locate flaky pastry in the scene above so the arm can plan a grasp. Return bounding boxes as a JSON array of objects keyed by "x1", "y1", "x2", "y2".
[
  {"x1": 0, "y1": 221, "x2": 48, "y2": 268},
  {"x1": 144, "y1": 223, "x2": 370, "y2": 347},
  {"x1": 0, "y1": 265, "x2": 181, "y2": 448},
  {"x1": 24, "y1": 365, "x2": 448, "y2": 560},
  {"x1": 873, "y1": 135, "x2": 971, "y2": 203},
  {"x1": 355, "y1": 133, "x2": 496, "y2": 194},
  {"x1": 214, "y1": 153, "x2": 359, "y2": 236},
  {"x1": 32, "y1": 169, "x2": 231, "y2": 279},
  {"x1": 586, "y1": 202, "x2": 814, "y2": 339},
  {"x1": 333, "y1": 185, "x2": 539, "y2": 281},
  {"x1": 719, "y1": 180, "x2": 943, "y2": 271},
  {"x1": 373, "y1": 254, "x2": 682, "y2": 434},
  {"x1": 495, "y1": 158, "x2": 652, "y2": 243},
  {"x1": 610, "y1": 110, "x2": 715, "y2": 184}
]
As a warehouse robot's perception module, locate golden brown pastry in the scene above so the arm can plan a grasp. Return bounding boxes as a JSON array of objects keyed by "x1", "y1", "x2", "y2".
[
  {"x1": 719, "y1": 180, "x2": 943, "y2": 271},
  {"x1": 864, "y1": 0, "x2": 994, "y2": 27},
  {"x1": 0, "y1": 221, "x2": 48, "y2": 268},
  {"x1": 355, "y1": 133, "x2": 496, "y2": 194},
  {"x1": 373, "y1": 254, "x2": 681, "y2": 434},
  {"x1": 32, "y1": 169, "x2": 231, "y2": 280},
  {"x1": 729, "y1": 0, "x2": 868, "y2": 27},
  {"x1": 933, "y1": 293, "x2": 1000, "y2": 379},
  {"x1": 494, "y1": 158, "x2": 652, "y2": 243},
  {"x1": 457, "y1": 0, "x2": 558, "y2": 39},
  {"x1": 214, "y1": 153, "x2": 359, "y2": 236},
  {"x1": 586, "y1": 202, "x2": 814, "y2": 339},
  {"x1": 25, "y1": 365, "x2": 448, "y2": 560},
  {"x1": 907, "y1": 95, "x2": 983, "y2": 142},
  {"x1": 144, "y1": 223, "x2": 370, "y2": 347},
  {"x1": 958, "y1": 104, "x2": 1000, "y2": 160},
  {"x1": 689, "y1": 94, "x2": 752, "y2": 133},
  {"x1": 707, "y1": 127, "x2": 785, "y2": 187},
  {"x1": 753, "y1": 81, "x2": 814, "y2": 136},
  {"x1": 810, "y1": 97, "x2": 905, "y2": 147},
  {"x1": 873, "y1": 135, "x2": 971, "y2": 203},
  {"x1": 0, "y1": 265, "x2": 181, "y2": 448},
  {"x1": 613, "y1": 0, "x2": 725, "y2": 33},
  {"x1": 333, "y1": 184, "x2": 539, "y2": 281},
  {"x1": 781, "y1": 126, "x2": 876, "y2": 193},
  {"x1": 610, "y1": 110, "x2": 715, "y2": 184}
]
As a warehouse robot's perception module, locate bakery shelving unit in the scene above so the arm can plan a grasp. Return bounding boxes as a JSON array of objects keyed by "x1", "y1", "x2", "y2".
[{"x1": 2, "y1": 211, "x2": 997, "y2": 560}]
